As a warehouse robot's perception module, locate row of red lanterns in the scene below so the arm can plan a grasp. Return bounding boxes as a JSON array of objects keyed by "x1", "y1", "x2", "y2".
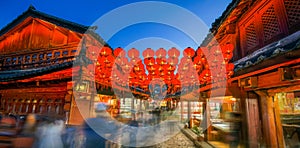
[{"x1": 86, "y1": 45, "x2": 234, "y2": 93}]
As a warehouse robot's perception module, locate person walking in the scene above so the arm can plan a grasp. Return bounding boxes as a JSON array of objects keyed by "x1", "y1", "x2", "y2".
[{"x1": 36, "y1": 119, "x2": 65, "y2": 148}]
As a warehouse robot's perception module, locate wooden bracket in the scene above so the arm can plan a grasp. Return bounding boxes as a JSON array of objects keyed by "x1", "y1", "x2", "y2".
[
  {"x1": 278, "y1": 67, "x2": 300, "y2": 81},
  {"x1": 239, "y1": 76, "x2": 258, "y2": 88}
]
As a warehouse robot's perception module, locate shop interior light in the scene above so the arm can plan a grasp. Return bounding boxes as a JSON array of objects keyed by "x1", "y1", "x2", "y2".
[{"x1": 230, "y1": 97, "x2": 237, "y2": 102}]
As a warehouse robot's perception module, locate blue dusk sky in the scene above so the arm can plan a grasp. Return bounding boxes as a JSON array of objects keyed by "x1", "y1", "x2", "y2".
[{"x1": 0, "y1": 0, "x2": 232, "y2": 50}]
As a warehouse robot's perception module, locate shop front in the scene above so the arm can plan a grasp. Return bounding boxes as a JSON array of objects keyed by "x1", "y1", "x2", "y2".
[
  {"x1": 207, "y1": 96, "x2": 242, "y2": 148},
  {"x1": 275, "y1": 91, "x2": 300, "y2": 147}
]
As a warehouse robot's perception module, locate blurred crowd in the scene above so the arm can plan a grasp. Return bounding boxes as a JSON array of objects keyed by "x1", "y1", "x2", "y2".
[
  {"x1": 0, "y1": 104, "x2": 168, "y2": 148},
  {"x1": 0, "y1": 110, "x2": 128, "y2": 148},
  {"x1": 0, "y1": 113, "x2": 74, "y2": 148}
]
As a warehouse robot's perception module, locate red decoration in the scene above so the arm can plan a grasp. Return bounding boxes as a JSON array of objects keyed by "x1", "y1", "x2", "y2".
[
  {"x1": 156, "y1": 48, "x2": 167, "y2": 58},
  {"x1": 144, "y1": 57, "x2": 155, "y2": 66},
  {"x1": 167, "y1": 57, "x2": 178, "y2": 66},
  {"x1": 93, "y1": 45, "x2": 234, "y2": 94},
  {"x1": 114, "y1": 47, "x2": 126, "y2": 57},
  {"x1": 168, "y1": 47, "x2": 180, "y2": 58},
  {"x1": 156, "y1": 57, "x2": 167, "y2": 65},
  {"x1": 143, "y1": 48, "x2": 155, "y2": 58},
  {"x1": 128, "y1": 48, "x2": 139, "y2": 59},
  {"x1": 100, "y1": 46, "x2": 112, "y2": 57},
  {"x1": 183, "y1": 47, "x2": 195, "y2": 58},
  {"x1": 226, "y1": 63, "x2": 234, "y2": 72}
]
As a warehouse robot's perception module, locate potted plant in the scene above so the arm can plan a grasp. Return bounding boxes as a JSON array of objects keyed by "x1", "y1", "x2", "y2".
[{"x1": 191, "y1": 126, "x2": 204, "y2": 141}]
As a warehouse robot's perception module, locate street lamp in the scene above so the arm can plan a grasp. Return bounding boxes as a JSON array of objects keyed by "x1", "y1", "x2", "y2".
[{"x1": 75, "y1": 80, "x2": 89, "y2": 93}]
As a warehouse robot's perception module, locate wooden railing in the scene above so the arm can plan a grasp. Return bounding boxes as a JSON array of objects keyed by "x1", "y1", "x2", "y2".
[{"x1": 0, "y1": 46, "x2": 78, "y2": 71}]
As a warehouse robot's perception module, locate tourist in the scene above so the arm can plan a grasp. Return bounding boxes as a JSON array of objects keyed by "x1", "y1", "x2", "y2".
[{"x1": 35, "y1": 119, "x2": 65, "y2": 148}]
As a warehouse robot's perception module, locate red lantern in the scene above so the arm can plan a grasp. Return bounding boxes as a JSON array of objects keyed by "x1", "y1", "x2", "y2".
[
  {"x1": 196, "y1": 47, "x2": 205, "y2": 57},
  {"x1": 156, "y1": 57, "x2": 167, "y2": 65},
  {"x1": 87, "y1": 46, "x2": 100, "y2": 60},
  {"x1": 115, "y1": 57, "x2": 128, "y2": 67},
  {"x1": 180, "y1": 57, "x2": 192, "y2": 64},
  {"x1": 167, "y1": 57, "x2": 178, "y2": 66},
  {"x1": 193, "y1": 63, "x2": 202, "y2": 72},
  {"x1": 222, "y1": 43, "x2": 234, "y2": 54},
  {"x1": 143, "y1": 48, "x2": 155, "y2": 58},
  {"x1": 193, "y1": 56, "x2": 202, "y2": 65},
  {"x1": 156, "y1": 48, "x2": 167, "y2": 58},
  {"x1": 144, "y1": 57, "x2": 155, "y2": 66},
  {"x1": 202, "y1": 69, "x2": 211, "y2": 77},
  {"x1": 164, "y1": 64, "x2": 175, "y2": 72},
  {"x1": 104, "y1": 55, "x2": 114, "y2": 64},
  {"x1": 168, "y1": 47, "x2": 180, "y2": 58},
  {"x1": 130, "y1": 57, "x2": 141, "y2": 64},
  {"x1": 172, "y1": 78, "x2": 181, "y2": 87},
  {"x1": 122, "y1": 63, "x2": 132, "y2": 73},
  {"x1": 183, "y1": 47, "x2": 195, "y2": 58},
  {"x1": 223, "y1": 53, "x2": 233, "y2": 62},
  {"x1": 100, "y1": 46, "x2": 112, "y2": 57},
  {"x1": 211, "y1": 46, "x2": 222, "y2": 55},
  {"x1": 114, "y1": 47, "x2": 126, "y2": 57},
  {"x1": 226, "y1": 63, "x2": 234, "y2": 72},
  {"x1": 128, "y1": 48, "x2": 140, "y2": 59}
]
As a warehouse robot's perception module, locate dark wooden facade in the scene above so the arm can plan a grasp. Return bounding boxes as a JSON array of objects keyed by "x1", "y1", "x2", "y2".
[{"x1": 201, "y1": 0, "x2": 300, "y2": 147}]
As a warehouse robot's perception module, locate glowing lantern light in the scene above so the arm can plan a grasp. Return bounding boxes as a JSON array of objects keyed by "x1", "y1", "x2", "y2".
[
  {"x1": 167, "y1": 57, "x2": 178, "y2": 66},
  {"x1": 114, "y1": 47, "x2": 126, "y2": 57},
  {"x1": 100, "y1": 46, "x2": 112, "y2": 57},
  {"x1": 183, "y1": 47, "x2": 195, "y2": 58},
  {"x1": 104, "y1": 55, "x2": 114, "y2": 64},
  {"x1": 143, "y1": 48, "x2": 155, "y2": 58},
  {"x1": 156, "y1": 57, "x2": 167, "y2": 65},
  {"x1": 156, "y1": 48, "x2": 167, "y2": 58},
  {"x1": 226, "y1": 63, "x2": 234, "y2": 72},
  {"x1": 224, "y1": 53, "x2": 233, "y2": 62},
  {"x1": 128, "y1": 48, "x2": 140, "y2": 59},
  {"x1": 222, "y1": 43, "x2": 234, "y2": 54},
  {"x1": 144, "y1": 57, "x2": 155, "y2": 66},
  {"x1": 168, "y1": 47, "x2": 180, "y2": 58}
]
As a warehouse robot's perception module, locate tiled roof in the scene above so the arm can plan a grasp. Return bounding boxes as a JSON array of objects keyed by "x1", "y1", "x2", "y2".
[
  {"x1": 234, "y1": 31, "x2": 300, "y2": 72},
  {"x1": 0, "y1": 6, "x2": 88, "y2": 36},
  {"x1": 200, "y1": 0, "x2": 241, "y2": 46},
  {"x1": 0, "y1": 61, "x2": 73, "y2": 82}
]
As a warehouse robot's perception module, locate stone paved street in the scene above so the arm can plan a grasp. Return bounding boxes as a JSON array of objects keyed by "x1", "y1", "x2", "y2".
[{"x1": 151, "y1": 131, "x2": 197, "y2": 148}]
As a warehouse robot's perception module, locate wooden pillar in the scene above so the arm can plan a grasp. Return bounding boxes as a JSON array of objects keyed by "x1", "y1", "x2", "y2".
[
  {"x1": 245, "y1": 91, "x2": 261, "y2": 148},
  {"x1": 255, "y1": 90, "x2": 284, "y2": 147},
  {"x1": 204, "y1": 99, "x2": 211, "y2": 141},
  {"x1": 131, "y1": 98, "x2": 135, "y2": 110},
  {"x1": 139, "y1": 99, "x2": 142, "y2": 110},
  {"x1": 89, "y1": 81, "x2": 96, "y2": 118},
  {"x1": 187, "y1": 101, "x2": 191, "y2": 123},
  {"x1": 0, "y1": 94, "x2": 3, "y2": 111},
  {"x1": 180, "y1": 101, "x2": 184, "y2": 122},
  {"x1": 272, "y1": 93, "x2": 285, "y2": 148},
  {"x1": 239, "y1": 90, "x2": 248, "y2": 148},
  {"x1": 68, "y1": 81, "x2": 86, "y2": 125}
]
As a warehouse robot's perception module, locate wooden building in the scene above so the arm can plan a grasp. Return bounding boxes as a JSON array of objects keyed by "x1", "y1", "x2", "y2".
[
  {"x1": 0, "y1": 6, "x2": 106, "y2": 125},
  {"x1": 199, "y1": 0, "x2": 300, "y2": 147},
  {"x1": 0, "y1": 1, "x2": 300, "y2": 147}
]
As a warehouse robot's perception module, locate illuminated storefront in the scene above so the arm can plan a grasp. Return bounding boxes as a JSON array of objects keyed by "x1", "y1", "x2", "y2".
[
  {"x1": 276, "y1": 92, "x2": 300, "y2": 147},
  {"x1": 207, "y1": 96, "x2": 242, "y2": 147}
]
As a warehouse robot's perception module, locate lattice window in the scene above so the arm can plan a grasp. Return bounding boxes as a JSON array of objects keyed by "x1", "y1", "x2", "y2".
[
  {"x1": 262, "y1": 6, "x2": 281, "y2": 41},
  {"x1": 245, "y1": 23, "x2": 258, "y2": 49},
  {"x1": 284, "y1": 0, "x2": 300, "y2": 27}
]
